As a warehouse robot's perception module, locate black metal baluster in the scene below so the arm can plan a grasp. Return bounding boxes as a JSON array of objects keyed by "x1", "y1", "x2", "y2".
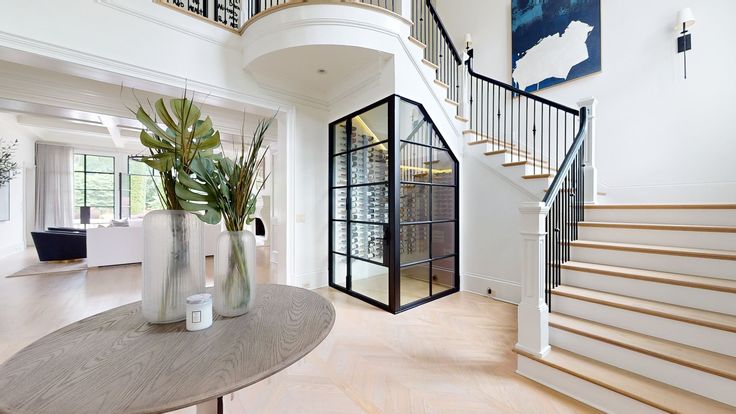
[
  {"x1": 525, "y1": 97, "x2": 529, "y2": 170},
  {"x1": 517, "y1": 93, "x2": 521, "y2": 162},
  {"x1": 556, "y1": 109, "x2": 559, "y2": 172},
  {"x1": 509, "y1": 90, "x2": 513, "y2": 161},
  {"x1": 547, "y1": 106, "x2": 551, "y2": 175},
  {"x1": 532, "y1": 101, "x2": 537, "y2": 175}
]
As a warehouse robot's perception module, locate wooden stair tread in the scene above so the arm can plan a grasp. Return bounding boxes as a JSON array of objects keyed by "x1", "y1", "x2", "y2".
[
  {"x1": 421, "y1": 58, "x2": 439, "y2": 70},
  {"x1": 522, "y1": 174, "x2": 552, "y2": 180},
  {"x1": 484, "y1": 149, "x2": 510, "y2": 156},
  {"x1": 552, "y1": 285, "x2": 736, "y2": 333},
  {"x1": 455, "y1": 115, "x2": 469, "y2": 123},
  {"x1": 433, "y1": 79, "x2": 449, "y2": 89},
  {"x1": 465, "y1": 132, "x2": 552, "y2": 165},
  {"x1": 408, "y1": 36, "x2": 427, "y2": 49},
  {"x1": 569, "y1": 240, "x2": 736, "y2": 261},
  {"x1": 579, "y1": 221, "x2": 736, "y2": 233},
  {"x1": 585, "y1": 204, "x2": 736, "y2": 210},
  {"x1": 561, "y1": 261, "x2": 736, "y2": 293},
  {"x1": 503, "y1": 160, "x2": 557, "y2": 171},
  {"x1": 444, "y1": 98, "x2": 459, "y2": 106},
  {"x1": 549, "y1": 313, "x2": 736, "y2": 381},
  {"x1": 515, "y1": 347, "x2": 736, "y2": 414}
]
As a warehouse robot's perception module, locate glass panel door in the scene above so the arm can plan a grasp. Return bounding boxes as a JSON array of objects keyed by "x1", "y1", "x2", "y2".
[{"x1": 330, "y1": 101, "x2": 392, "y2": 308}]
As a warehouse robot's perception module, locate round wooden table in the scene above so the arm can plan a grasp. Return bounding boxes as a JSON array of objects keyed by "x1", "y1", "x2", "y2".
[{"x1": 0, "y1": 284, "x2": 335, "y2": 414}]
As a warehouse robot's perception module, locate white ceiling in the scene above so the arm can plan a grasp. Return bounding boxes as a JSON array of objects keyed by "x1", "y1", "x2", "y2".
[
  {"x1": 0, "y1": 61, "x2": 279, "y2": 152},
  {"x1": 247, "y1": 45, "x2": 390, "y2": 103}
]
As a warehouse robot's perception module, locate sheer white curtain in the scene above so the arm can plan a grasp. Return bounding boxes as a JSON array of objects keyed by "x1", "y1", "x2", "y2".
[{"x1": 34, "y1": 143, "x2": 74, "y2": 230}]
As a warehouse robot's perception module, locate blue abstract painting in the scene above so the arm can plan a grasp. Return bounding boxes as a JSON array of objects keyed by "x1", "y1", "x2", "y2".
[{"x1": 512, "y1": 0, "x2": 601, "y2": 92}]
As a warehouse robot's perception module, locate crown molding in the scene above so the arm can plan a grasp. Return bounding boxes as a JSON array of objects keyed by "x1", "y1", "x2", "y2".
[{"x1": 0, "y1": 30, "x2": 297, "y2": 116}]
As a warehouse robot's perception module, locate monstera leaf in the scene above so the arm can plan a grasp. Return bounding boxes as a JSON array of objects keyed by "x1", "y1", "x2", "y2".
[
  {"x1": 134, "y1": 96, "x2": 221, "y2": 210},
  {"x1": 175, "y1": 115, "x2": 274, "y2": 231},
  {"x1": 174, "y1": 158, "x2": 222, "y2": 225}
]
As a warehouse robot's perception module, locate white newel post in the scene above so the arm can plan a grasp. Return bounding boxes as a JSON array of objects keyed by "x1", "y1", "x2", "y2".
[
  {"x1": 577, "y1": 97, "x2": 598, "y2": 204},
  {"x1": 516, "y1": 202, "x2": 550, "y2": 358}
]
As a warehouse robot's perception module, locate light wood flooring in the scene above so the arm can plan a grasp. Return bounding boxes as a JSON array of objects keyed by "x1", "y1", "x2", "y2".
[{"x1": 0, "y1": 248, "x2": 597, "y2": 413}]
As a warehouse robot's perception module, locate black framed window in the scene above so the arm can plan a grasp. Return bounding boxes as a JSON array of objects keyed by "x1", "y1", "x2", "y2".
[
  {"x1": 329, "y1": 95, "x2": 459, "y2": 314},
  {"x1": 73, "y1": 154, "x2": 115, "y2": 224}
]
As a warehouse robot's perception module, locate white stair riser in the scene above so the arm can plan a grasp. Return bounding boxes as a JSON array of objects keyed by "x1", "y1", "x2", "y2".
[
  {"x1": 502, "y1": 163, "x2": 534, "y2": 177},
  {"x1": 431, "y1": 83, "x2": 449, "y2": 100},
  {"x1": 406, "y1": 40, "x2": 426, "y2": 62},
  {"x1": 419, "y1": 62, "x2": 438, "y2": 81},
  {"x1": 585, "y1": 209, "x2": 736, "y2": 226},
  {"x1": 517, "y1": 355, "x2": 666, "y2": 414},
  {"x1": 552, "y1": 295, "x2": 736, "y2": 356},
  {"x1": 550, "y1": 327, "x2": 736, "y2": 406},
  {"x1": 579, "y1": 226, "x2": 736, "y2": 251},
  {"x1": 488, "y1": 152, "x2": 513, "y2": 165},
  {"x1": 570, "y1": 246, "x2": 736, "y2": 280},
  {"x1": 561, "y1": 269, "x2": 736, "y2": 315}
]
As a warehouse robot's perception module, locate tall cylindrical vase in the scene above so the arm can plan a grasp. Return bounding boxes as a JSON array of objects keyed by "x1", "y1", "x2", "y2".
[
  {"x1": 214, "y1": 230, "x2": 256, "y2": 317},
  {"x1": 142, "y1": 210, "x2": 205, "y2": 324}
]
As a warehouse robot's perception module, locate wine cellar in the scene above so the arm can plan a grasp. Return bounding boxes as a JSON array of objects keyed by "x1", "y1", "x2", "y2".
[{"x1": 329, "y1": 95, "x2": 459, "y2": 313}]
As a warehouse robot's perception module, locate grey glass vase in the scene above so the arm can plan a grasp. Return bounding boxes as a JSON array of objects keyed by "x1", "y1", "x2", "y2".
[
  {"x1": 142, "y1": 210, "x2": 205, "y2": 324},
  {"x1": 214, "y1": 230, "x2": 256, "y2": 317}
]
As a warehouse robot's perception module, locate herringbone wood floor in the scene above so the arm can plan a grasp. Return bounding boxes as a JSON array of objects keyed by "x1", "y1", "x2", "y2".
[{"x1": 0, "y1": 248, "x2": 596, "y2": 414}]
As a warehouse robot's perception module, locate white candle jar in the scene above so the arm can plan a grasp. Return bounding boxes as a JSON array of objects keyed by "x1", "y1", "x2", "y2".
[{"x1": 186, "y1": 293, "x2": 213, "y2": 331}]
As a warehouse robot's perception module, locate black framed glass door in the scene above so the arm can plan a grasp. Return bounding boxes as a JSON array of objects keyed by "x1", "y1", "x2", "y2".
[{"x1": 329, "y1": 95, "x2": 459, "y2": 313}]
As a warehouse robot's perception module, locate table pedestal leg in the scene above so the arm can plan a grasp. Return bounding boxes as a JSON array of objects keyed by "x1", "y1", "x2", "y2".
[{"x1": 196, "y1": 396, "x2": 223, "y2": 414}]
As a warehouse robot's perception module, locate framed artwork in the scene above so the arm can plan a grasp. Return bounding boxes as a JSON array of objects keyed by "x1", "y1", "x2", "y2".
[
  {"x1": 512, "y1": 0, "x2": 601, "y2": 92},
  {"x1": 0, "y1": 184, "x2": 9, "y2": 221}
]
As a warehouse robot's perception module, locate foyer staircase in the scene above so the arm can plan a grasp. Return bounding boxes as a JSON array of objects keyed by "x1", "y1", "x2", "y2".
[
  {"x1": 519, "y1": 204, "x2": 736, "y2": 413},
  {"x1": 161, "y1": 1, "x2": 736, "y2": 411},
  {"x1": 403, "y1": 3, "x2": 736, "y2": 412}
]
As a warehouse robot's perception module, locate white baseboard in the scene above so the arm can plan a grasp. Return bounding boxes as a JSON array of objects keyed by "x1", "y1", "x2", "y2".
[
  {"x1": 462, "y1": 272, "x2": 521, "y2": 304},
  {"x1": 0, "y1": 242, "x2": 26, "y2": 260},
  {"x1": 294, "y1": 269, "x2": 328, "y2": 290}
]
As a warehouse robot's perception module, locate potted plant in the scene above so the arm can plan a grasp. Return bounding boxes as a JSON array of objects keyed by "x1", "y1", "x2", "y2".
[
  {"x1": 135, "y1": 96, "x2": 221, "y2": 323},
  {"x1": 176, "y1": 115, "x2": 273, "y2": 317},
  {"x1": 0, "y1": 139, "x2": 20, "y2": 187}
]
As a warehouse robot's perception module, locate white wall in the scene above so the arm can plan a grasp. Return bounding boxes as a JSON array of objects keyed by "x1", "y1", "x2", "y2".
[
  {"x1": 292, "y1": 105, "x2": 330, "y2": 289},
  {"x1": 438, "y1": 0, "x2": 736, "y2": 203},
  {"x1": 0, "y1": 115, "x2": 37, "y2": 258}
]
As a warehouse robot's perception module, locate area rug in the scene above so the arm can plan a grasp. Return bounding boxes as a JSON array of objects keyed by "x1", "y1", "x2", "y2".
[{"x1": 7, "y1": 260, "x2": 88, "y2": 278}]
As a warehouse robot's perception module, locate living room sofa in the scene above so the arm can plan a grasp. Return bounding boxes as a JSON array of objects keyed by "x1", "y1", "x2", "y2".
[{"x1": 86, "y1": 222, "x2": 221, "y2": 267}]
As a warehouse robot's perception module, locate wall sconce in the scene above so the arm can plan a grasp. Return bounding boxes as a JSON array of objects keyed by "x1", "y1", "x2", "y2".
[
  {"x1": 676, "y1": 8, "x2": 696, "y2": 79},
  {"x1": 464, "y1": 33, "x2": 473, "y2": 51}
]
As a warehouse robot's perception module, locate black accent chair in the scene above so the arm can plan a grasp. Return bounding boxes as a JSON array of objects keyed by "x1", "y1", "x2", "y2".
[{"x1": 31, "y1": 228, "x2": 87, "y2": 261}]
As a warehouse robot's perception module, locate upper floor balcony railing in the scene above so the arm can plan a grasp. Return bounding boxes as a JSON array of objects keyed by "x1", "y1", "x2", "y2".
[{"x1": 156, "y1": 0, "x2": 400, "y2": 33}]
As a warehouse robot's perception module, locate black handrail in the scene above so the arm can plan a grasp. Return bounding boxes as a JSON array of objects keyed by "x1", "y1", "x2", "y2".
[
  {"x1": 467, "y1": 50, "x2": 578, "y2": 115},
  {"x1": 412, "y1": 0, "x2": 464, "y2": 104},
  {"x1": 542, "y1": 110, "x2": 588, "y2": 309},
  {"x1": 543, "y1": 110, "x2": 588, "y2": 205},
  {"x1": 424, "y1": 0, "x2": 461, "y2": 64}
]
